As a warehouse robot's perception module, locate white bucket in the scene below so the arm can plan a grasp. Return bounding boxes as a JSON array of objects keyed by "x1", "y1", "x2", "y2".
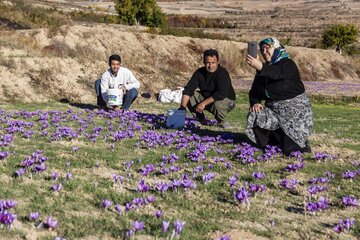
[{"x1": 107, "y1": 89, "x2": 123, "y2": 106}]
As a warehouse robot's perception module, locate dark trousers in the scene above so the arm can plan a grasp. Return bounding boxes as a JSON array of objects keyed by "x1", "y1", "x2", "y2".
[
  {"x1": 253, "y1": 127, "x2": 303, "y2": 156},
  {"x1": 187, "y1": 91, "x2": 235, "y2": 122}
]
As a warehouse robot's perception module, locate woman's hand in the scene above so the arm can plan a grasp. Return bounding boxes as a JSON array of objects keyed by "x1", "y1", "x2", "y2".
[
  {"x1": 250, "y1": 103, "x2": 264, "y2": 113},
  {"x1": 246, "y1": 54, "x2": 263, "y2": 71}
]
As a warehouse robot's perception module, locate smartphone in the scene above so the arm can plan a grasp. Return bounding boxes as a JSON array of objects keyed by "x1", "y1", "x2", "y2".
[{"x1": 247, "y1": 41, "x2": 258, "y2": 58}]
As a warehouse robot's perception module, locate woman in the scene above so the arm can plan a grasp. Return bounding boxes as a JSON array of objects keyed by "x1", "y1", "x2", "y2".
[{"x1": 245, "y1": 37, "x2": 313, "y2": 155}]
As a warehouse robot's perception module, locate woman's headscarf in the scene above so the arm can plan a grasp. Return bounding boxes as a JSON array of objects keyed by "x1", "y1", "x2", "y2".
[{"x1": 259, "y1": 38, "x2": 289, "y2": 64}]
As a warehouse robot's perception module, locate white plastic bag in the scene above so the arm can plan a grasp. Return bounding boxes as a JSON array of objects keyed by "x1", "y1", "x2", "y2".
[
  {"x1": 158, "y1": 87, "x2": 184, "y2": 103},
  {"x1": 158, "y1": 89, "x2": 173, "y2": 103}
]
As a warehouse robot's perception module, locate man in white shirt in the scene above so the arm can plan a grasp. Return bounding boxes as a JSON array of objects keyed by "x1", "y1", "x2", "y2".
[{"x1": 99, "y1": 54, "x2": 140, "y2": 111}]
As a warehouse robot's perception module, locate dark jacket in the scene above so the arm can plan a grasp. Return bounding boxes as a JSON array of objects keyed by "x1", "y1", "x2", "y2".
[
  {"x1": 249, "y1": 58, "x2": 305, "y2": 106},
  {"x1": 183, "y1": 65, "x2": 236, "y2": 101}
]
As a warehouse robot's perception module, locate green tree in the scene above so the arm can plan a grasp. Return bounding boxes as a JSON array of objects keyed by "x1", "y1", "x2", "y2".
[
  {"x1": 114, "y1": 0, "x2": 166, "y2": 27},
  {"x1": 321, "y1": 23, "x2": 358, "y2": 55}
]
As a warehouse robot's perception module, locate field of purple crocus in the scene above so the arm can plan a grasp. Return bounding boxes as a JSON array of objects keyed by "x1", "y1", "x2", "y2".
[{"x1": 0, "y1": 97, "x2": 359, "y2": 239}]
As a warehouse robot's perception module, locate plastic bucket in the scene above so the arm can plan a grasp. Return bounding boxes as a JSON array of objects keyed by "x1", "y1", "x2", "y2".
[
  {"x1": 166, "y1": 109, "x2": 186, "y2": 129},
  {"x1": 107, "y1": 89, "x2": 123, "y2": 106}
]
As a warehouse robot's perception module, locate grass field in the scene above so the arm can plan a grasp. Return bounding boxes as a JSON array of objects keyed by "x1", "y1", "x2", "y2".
[{"x1": 0, "y1": 92, "x2": 359, "y2": 240}]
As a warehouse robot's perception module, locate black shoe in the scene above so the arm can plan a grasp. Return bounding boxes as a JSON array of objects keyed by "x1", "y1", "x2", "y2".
[
  {"x1": 301, "y1": 141, "x2": 312, "y2": 153},
  {"x1": 195, "y1": 112, "x2": 207, "y2": 125}
]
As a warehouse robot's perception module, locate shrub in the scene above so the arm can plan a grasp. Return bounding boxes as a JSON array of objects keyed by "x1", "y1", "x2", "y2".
[
  {"x1": 153, "y1": 26, "x2": 230, "y2": 41},
  {"x1": 114, "y1": 0, "x2": 166, "y2": 27},
  {"x1": 321, "y1": 23, "x2": 359, "y2": 55}
]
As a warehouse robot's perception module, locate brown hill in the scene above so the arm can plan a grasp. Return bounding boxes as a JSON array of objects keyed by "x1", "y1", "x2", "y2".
[{"x1": 0, "y1": 23, "x2": 359, "y2": 104}]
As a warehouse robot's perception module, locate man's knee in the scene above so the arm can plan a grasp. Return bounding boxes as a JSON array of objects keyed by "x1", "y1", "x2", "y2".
[
  {"x1": 213, "y1": 100, "x2": 233, "y2": 120},
  {"x1": 126, "y1": 88, "x2": 138, "y2": 100}
]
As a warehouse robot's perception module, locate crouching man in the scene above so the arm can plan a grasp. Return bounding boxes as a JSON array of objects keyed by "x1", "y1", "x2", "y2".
[
  {"x1": 99, "y1": 54, "x2": 140, "y2": 111},
  {"x1": 179, "y1": 49, "x2": 236, "y2": 128}
]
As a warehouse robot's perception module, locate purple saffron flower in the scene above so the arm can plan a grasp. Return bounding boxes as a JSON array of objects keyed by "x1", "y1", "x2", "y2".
[
  {"x1": 202, "y1": 172, "x2": 216, "y2": 183},
  {"x1": 4, "y1": 200, "x2": 16, "y2": 209},
  {"x1": 146, "y1": 195, "x2": 156, "y2": 203},
  {"x1": 218, "y1": 236, "x2": 231, "y2": 240},
  {"x1": 307, "y1": 185, "x2": 329, "y2": 195},
  {"x1": 325, "y1": 171, "x2": 335, "y2": 179},
  {"x1": 342, "y1": 196, "x2": 359, "y2": 207},
  {"x1": 342, "y1": 218, "x2": 355, "y2": 232},
  {"x1": 132, "y1": 198, "x2": 145, "y2": 207},
  {"x1": 132, "y1": 220, "x2": 144, "y2": 232},
  {"x1": 333, "y1": 218, "x2": 356, "y2": 233},
  {"x1": 252, "y1": 172, "x2": 265, "y2": 180},
  {"x1": 174, "y1": 220, "x2": 185, "y2": 235},
  {"x1": 101, "y1": 199, "x2": 112, "y2": 209},
  {"x1": 333, "y1": 224, "x2": 343, "y2": 234},
  {"x1": 224, "y1": 162, "x2": 231, "y2": 169},
  {"x1": 125, "y1": 202, "x2": 133, "y2": 211},
  {"x1": 15, "y1": 168, "x2": 26, "y2": 177},
  {"x1": 51, "y1": 183, "x2": 62, "y2": 192},
  {"x1": 285, "y1": 162, "x2": 304, "y2": 172},
  {"x1": 155, "y1": 210, "x2": 163, "y2": 219},
  {"x1": 315, "y1": 152, "x2": 332, "y2": 161},
  {"x1": 249, "y1": 183, "x2": 266, "y2": 193},
  {"x1": 182, "y1": 179, "x2": 196, "y2": 190},
  {"x1": 162, "y1": 221, "x2": 170, "y2": 233},
  {"x1": 156, "y1": 182, "x2": 169, "y2": 193},
  {"x1": 29, "y1": 212, "x2": 40, "y2": 221},
  {"x1": 66, "y1": 172, "x2": 72, "y2": 180},
  {"x1": 0, "y1": 211, "x2": 16, "y2": 225},
  {"x1": 234, "y1": 187, "x2": 251, "y2": 205},
  {"x1": 52, "y1": 172, "x2": 59, "y2": 181},
  {"x1": 306, "y1": 196, "x2": 330, "y2": 212},
  {"x1": 137, "y1": 179, "x2": 150, "y2": 193},
  {"x1": 343, "y1": 170, "x2": 356, "y2": 180},
  {"x1": 228, "y1": 174, "x2": 238, "y2": 187},
  {"x1": 0, "y1": 151, "x2": 9, "y2": 160},
  {"x1": 45, "y1": 216, "x2": 58, "y2": 229},
  {"x1": 126, "y1": 230, "x2": 134, "y2": 237},
  {"x1": 72, "y1": 146, "x2": 79, "y2": 152},
  {"x1": 34, "y1": 163, "x2": 47, "y2": 173},
  {"x1": 114, "y1": 204, "x2": 123, "y2": 215},
  {"x1": 290, "y1": 151, "x2": 303, "y2": 159},
  {"x1": 279, "y1": 179, "x2": 299, "y2": 189}
]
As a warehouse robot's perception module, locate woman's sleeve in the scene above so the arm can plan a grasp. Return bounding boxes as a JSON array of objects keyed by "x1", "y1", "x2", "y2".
[
  {"x1": 249, "y1": 76, "x2": 261, "y2": 106},
  {"x1": 258, "y1": 59, "x2": 297, "y2": 81}
]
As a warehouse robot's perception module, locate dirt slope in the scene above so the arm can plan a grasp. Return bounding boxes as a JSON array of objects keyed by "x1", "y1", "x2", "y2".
[{"x1": 0, "y1": 23, "x2": 359, "y2": 104}]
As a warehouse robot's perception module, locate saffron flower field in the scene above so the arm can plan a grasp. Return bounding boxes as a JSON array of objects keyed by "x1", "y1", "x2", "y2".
[{"x1": 0, "y1": 93, "x2": 359, "y2": 239}]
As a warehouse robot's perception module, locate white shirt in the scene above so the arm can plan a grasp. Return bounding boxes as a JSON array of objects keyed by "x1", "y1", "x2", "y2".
[{"x1": 100, "y1": 67, "x2": 140, "y2": 101}]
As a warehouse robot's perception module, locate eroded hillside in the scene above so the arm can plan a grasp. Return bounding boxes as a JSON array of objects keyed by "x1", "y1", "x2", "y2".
[{"x1": 0, "y1": 24, "x2": 359, "y2": 104}]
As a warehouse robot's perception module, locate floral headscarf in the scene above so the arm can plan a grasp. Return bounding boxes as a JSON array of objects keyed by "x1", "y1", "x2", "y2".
[{"x1": 259, "y1": 38, "x2": 289, "y2": 64}]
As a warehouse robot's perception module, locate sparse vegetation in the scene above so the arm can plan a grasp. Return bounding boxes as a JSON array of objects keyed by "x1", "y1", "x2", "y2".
[
  {"x1": 321, "y1": 23, "x2": 359, "y2": 55},
  {"x1": 114, "y1": 0, "x2": 166, "y2": 27},
  {"x1": 167, "y1": 15, "x2": 236, "y2": 29},
  {"x1": 148, "y1": 26, "x2": 231, "y2": 41}
]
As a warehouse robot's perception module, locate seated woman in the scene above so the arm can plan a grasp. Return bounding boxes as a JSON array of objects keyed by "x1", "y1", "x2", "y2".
[{"x1": 245, "y1": 37, "x2": 313, "y2": 155}]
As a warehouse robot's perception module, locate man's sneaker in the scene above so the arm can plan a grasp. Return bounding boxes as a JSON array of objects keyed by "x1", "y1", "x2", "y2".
[{"x1": 218, "y1": 121, "x2": 232, "y2": 129}]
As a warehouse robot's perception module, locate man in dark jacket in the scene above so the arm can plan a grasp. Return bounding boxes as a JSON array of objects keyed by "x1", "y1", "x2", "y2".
[{"x1": 179, "y1": 49, "x2": 236, "y2": 128}]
